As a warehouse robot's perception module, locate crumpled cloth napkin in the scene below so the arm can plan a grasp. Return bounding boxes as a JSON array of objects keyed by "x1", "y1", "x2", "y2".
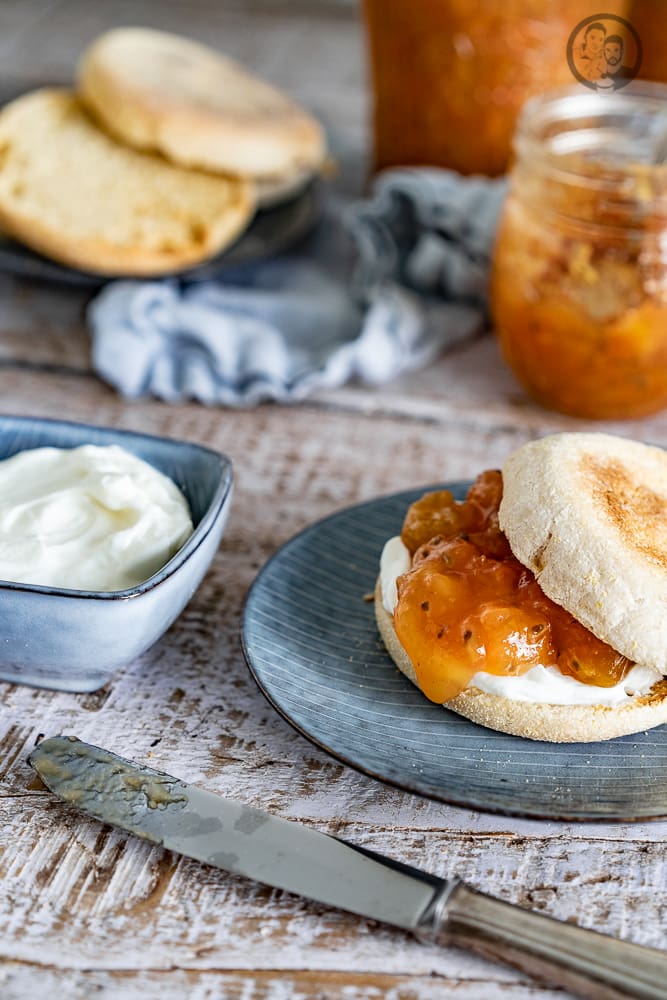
[{"x1": 89, "y1": 169, "x2": 507, "y2": 406}]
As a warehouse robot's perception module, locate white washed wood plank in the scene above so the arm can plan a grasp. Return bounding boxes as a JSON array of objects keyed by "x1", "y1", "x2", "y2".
[
  {"x1": 0, "y1": 370, "x2": 663, "y2": 998},
  {"x1": 3, "y1": 321, "x2": 667, "y2": 449},
  {"x1": 2, "y1": 788, "x2": 665, "y2": 972},
  {"x1": 0, "y1": 276, "x2": 90, "y2": 370},
  {"x1": 0, "y1": 368, "x2": 535, "y2": 496},
  {"x1": 0, "y1": 964, "x2": 570, "y2": 1000},
  {"x1": 315, "y1": 337, "x2": 667, "y2": 444}
]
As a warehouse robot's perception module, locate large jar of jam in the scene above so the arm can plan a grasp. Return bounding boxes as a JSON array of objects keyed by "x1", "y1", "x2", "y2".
[
  {"x1": 491, "y1": 84, "x2": 667, "y2": 419},
  {"x1": 631, "y1": 0, "x2": 667, "y2": 84},
  {"x1": 363, "y1": 0, "x2": 627, "y2": 176}
]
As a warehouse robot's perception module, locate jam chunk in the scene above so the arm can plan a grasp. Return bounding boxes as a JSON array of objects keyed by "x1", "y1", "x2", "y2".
[{"x1": 393, "y1": 472, "x2": 632, "y2": 703}]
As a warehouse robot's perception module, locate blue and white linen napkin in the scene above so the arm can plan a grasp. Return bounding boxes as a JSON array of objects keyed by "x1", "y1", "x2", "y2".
[{"x1": 89, "y1": 169, "x2": 507, "y2": 406}]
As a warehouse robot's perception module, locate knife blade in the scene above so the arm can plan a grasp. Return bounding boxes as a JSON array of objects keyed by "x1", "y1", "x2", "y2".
[{"x1": 29, "y1": 736, "x2": 667, "y2": 1000}]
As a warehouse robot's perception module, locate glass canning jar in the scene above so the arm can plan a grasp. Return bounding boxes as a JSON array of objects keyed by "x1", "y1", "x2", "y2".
[
  {"x1": 362, "y1": 0, "x2": 628, "y2": 177},
  {"x1": 491, "y1": 83, "x2": 667, "y2": 419}
]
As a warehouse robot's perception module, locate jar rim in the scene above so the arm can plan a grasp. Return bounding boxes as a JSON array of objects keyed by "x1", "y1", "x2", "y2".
[{"x1": 515, "y1": 81, "x2": 667, "y2": 181}]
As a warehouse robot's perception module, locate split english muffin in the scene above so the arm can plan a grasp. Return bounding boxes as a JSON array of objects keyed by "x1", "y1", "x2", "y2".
[
  {"x1": 375, "y1": 433, "x2": 667, "y2": 742},
  {"x1": 77, "y1": 27, "x2": 326, "y2": 196},
  {"x1": 0, "y1": 89, "x2": 255, "y2": 276}
]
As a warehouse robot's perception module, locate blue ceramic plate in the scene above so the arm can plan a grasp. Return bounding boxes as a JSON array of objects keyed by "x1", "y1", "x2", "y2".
[{"x1": 243, "y1": 484, "x2": 667, "y2": 821}]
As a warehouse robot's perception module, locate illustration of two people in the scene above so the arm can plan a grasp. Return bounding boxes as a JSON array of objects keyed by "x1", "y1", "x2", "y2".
[{"x1": 574, "y1": 22, "x2": 634, "y2": 89}]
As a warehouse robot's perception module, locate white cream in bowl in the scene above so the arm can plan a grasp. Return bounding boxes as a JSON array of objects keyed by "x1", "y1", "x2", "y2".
[{"x1": 0, "y1": 444, "x2": 193, "y2": 591}]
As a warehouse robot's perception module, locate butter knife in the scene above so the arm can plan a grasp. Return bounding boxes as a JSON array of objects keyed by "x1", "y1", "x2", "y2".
[{"x1": 29, "y1": 736, "x2": 667, "y2": 1000}]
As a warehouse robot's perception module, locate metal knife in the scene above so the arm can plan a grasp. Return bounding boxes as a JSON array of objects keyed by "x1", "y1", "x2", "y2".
[{"x1": 29, "y1": 736, "x2": 667, "y2": 1000}]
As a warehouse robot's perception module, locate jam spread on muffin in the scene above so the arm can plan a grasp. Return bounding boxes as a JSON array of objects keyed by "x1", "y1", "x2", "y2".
[{"x1": 393, "y1": 471, "x2": 632, "y2": 704}]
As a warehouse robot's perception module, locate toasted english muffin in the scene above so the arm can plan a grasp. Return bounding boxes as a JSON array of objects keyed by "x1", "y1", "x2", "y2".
[
  {"x1": 500, "y1": 434, "x2": 667, "y2": 673},
  {"x1": 375, "y1": 433, "x2": 667, "y2": 742},
  {"x1": 77, "y1": 28, "x2": 326, "y2": 182},
  {"x1": 0, "y1": 89, "x2": 254, "y2": 276},
  {"x1": 374, "y1": 579, "x2": 667, "y2": 743}
]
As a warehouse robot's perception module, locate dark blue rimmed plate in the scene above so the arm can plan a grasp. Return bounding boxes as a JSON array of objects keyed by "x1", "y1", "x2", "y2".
[
  {"x1": 0, "y1": 181, "x2": 320, "y2": 286},
  {"x1": 242, "y1": 484, "x2": 667, "y2": 821}
]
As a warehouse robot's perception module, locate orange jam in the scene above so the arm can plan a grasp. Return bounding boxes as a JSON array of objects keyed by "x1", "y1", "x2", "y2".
[
  {"x1": 492, "y1": 189, "x2": 667, "y2": 420},
  {"x1": 491, "y1": 85, "x2": 667, "y2": 420},
  {"x1": 362, "y1": 0, "x2": 618, "y2": 176},
  {"x1": 393, "y1": 471, "x2": 632, "y2": 704}
]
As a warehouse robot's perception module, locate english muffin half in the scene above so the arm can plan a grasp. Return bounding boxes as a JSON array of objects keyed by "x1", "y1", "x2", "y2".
[
  {"x1": 500, "y1": 433, "x2": 667, "y2": 672},
  {"x1": 0, "y1": 89, "x2": 254, "y2": 275},
  {"x1": 77, "y1": 28, "x2": 326, "y2": 182},
  {"x1": 374, "y1": 436, "x2": 667, "y2": 742}
]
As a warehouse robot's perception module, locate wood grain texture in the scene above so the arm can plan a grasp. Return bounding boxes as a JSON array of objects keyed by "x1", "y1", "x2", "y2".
[
  {"x1": 0, "y1": 2, "x2": 666, "y2": 999},
  {"x1": 1, "y1": 371, "x2": 667, "y2": 999},
  {"x1": 0, "y1": 966, "x2": 570, "y2": 1000}
]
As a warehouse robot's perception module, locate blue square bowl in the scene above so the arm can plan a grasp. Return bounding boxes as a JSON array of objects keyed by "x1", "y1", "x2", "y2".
[{"x1": 0, "y1": 415, "x2": 233, "y2": 692}]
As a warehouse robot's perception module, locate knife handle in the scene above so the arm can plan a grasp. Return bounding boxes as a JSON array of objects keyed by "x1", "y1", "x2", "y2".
[{"x1": 418, "y1": 881, "x2": 667, "y2": 1000}]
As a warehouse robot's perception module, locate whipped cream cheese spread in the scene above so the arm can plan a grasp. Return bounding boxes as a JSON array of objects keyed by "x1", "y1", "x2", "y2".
[
  {"x1": 379, "y1": 536, "x2": 662, "y2": 706},
  {"x1": 0, "y1": 444, "x2": 194, "y2": 591},
  {"x1": 380, "y1": 535, "x2": 411, "y2": 616}
]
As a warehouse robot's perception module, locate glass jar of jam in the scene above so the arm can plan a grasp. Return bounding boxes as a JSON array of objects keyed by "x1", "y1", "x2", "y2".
[
  {"x1": 631, "y1": 0, "x2": 667, "y2": 84},
  {"x1": 491, "y1": 84, "x2": 667, "y2": 419},
  {"x1": 362, "y1": 0, "x2": 627, "y2": 176}
]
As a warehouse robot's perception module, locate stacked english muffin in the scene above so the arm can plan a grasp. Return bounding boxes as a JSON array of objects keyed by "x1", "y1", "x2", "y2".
[
  {"x1": 375, "y1": 433, "x2": 667, "y2": 742},
  {"x1": 0, "y1": 28, "x2": 326, "y2": 276}
]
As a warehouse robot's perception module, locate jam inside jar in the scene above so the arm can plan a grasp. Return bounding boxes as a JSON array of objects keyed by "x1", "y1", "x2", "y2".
[
  {"x1": 362, "y1": 0, "x2": 606, "y2": 177},
  {"x1": 491, "y1": 84, "x2": 667, "y2": 419}
]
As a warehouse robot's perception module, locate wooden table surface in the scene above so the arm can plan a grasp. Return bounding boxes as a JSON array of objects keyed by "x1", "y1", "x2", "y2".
[{"x1": 1, "y1": 3, "x2": 666, "y2": 999}]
